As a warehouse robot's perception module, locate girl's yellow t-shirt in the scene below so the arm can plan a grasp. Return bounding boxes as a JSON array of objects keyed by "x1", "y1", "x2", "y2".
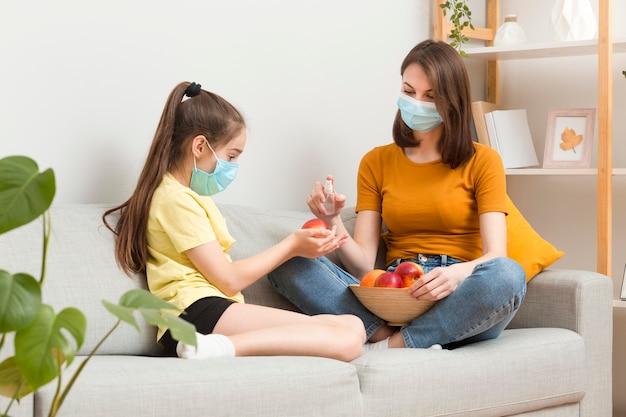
[
  {"x1": 146, "y1": 172, "x2": 244, "y2": 340},
  {"x1": 356, "y1": 142, "x2": 507, "y2": 266}
]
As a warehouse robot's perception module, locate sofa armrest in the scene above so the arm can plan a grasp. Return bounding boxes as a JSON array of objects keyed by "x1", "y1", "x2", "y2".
[
  {"x1": 508, "y1": 268, "x2": 612, "y2": 332},
  {"x1": 508, "y1": 268, "x2": 613, "y2": 417}
]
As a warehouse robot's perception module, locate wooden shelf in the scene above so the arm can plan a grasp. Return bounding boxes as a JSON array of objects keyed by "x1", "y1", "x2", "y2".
[
  {"x1": 613, "y1": 299, "x2": 626, "y2": 308},
  {"x1": 506, "y1": 168, "x2": 626, "y2": 176},
  {"x1": 614, "y1": 168, "x2": 626, "y2": 176},
  {"x1": 464, "y1": 39, "x2": 626, "y2": 61}
]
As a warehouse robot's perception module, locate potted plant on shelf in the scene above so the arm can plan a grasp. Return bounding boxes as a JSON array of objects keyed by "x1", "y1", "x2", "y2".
[
  {"x1": 0, "y1": 155, "x2": 196, "y2": 417},
  {"x1": 439, "y1": 0, "x2": 475, "y2": 56}
]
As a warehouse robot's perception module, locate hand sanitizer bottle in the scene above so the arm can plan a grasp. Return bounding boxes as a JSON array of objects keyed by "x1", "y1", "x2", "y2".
[{"x1": 323, "y1": 179, "x2": 335, "y2": 214}]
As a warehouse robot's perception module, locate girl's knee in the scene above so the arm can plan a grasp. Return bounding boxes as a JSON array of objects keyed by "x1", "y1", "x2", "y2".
[
  {"x1": 337, "y1": 329, "x2": 366, "y2": 361},
  {"x1": 344, "y1": 314, "x2": 367, "y2": 343},
  {"x1": 320, "y1": 314, "x2": 366, "y2": 341}
]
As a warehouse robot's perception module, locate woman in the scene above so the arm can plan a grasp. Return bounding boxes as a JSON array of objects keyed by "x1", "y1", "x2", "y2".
[
  {"x1": 103, "y1": 81, "x2": 365, "y2": 360},
  {"x1": 268, "y1": 40, "x2": 527, "y2": 350}
]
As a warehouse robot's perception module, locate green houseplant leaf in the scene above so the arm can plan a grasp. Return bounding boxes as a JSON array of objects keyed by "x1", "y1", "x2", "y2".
[
  {"x1": 439, "y1": 0, "x2": 474, "y2": 56},
  {"x1": 0, "y1": 156, "x2": 56, "y2": 235},
  {"x1": 14, "y1": 305, "x2": 86, "y2": 390},
  {"x1": 0, "y1": 356, "x2": 35, "y2": 399},
  {"x1": 103, "y1": 289, "x2": 196, "y2": 347},
  {"x1": 0, "y1": 271, "x2": 42, "y2": 333}
]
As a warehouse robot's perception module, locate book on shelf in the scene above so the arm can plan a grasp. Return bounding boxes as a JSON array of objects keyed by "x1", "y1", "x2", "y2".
[
  {"x1": 484, "y1": 109, "x2": 539, "y2": 169},
  {"x1": 471, "y1": 101, "x2": 497, "y2": 147}
]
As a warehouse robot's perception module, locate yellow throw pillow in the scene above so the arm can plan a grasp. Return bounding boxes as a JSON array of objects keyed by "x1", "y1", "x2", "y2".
[{"x1": 506, "y1": 195, "x2": 564, "y2": 281}]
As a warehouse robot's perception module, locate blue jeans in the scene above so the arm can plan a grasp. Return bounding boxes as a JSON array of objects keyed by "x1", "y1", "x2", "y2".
[{"x1": 268, "y1": 255, "x2": 526, "y2": 349}]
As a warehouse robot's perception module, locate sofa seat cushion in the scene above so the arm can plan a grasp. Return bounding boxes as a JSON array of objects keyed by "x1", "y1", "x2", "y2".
[
  {"x1": 34, "y1": 355, "x2": 363, "y2": 417},
  {"x1": 353, "y1": 328, "x2": 585, "y2": 417}
]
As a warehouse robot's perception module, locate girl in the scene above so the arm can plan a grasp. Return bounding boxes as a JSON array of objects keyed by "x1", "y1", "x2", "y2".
[
  {"x1": 103, "y1": 82, "x2": 365, "y2": 360},
  {"x1": 268, "y1": 40, "x2": 527, "y2": 351}
]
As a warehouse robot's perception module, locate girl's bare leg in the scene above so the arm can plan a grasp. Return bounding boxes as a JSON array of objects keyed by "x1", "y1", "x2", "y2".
[{"x1": 208, "y1": 303, "x2": 366, "y2": 361}]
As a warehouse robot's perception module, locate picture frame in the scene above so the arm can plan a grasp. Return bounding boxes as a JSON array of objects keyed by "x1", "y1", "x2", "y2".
[
  {"x1": 621, "y1": 263, "x2": 626, "y2": 300},
  {"x1": 543, "y1": 108, "x2": 595, "y2": 168}
]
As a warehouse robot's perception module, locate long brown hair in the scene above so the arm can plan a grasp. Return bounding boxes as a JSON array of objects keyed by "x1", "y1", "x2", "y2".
[
  {"x1": 392, "y1": 39, "x2": 475, "y2": 168},
  {"x1": 103, "y1": 82, "x2": 245, "y2": 274}
]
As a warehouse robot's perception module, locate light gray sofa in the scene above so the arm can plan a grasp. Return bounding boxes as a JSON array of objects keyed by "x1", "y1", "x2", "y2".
[{"x1": 0, "y1": 203, "x2": 613, "y2": 417}]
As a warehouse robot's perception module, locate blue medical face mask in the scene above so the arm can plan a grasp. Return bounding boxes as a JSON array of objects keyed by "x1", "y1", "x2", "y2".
[
  {"x1": 397, "y1": 93, "x2": 443, "y2": 132},
  {"x1": 190, "y1": 141, "x2": 239, "y2": 196}
]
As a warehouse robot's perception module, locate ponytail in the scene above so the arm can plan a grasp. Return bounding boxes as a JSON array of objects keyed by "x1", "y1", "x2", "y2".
[{"x1": 103, "y1": 82, "x2": 245, "y2": 274}]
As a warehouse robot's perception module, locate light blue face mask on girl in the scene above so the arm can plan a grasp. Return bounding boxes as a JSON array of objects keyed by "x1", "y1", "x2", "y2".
[
  {"x1": 397, "y1": 93, "x2": 443, "y2": 132},
  {"x1": 190, "y1": 141, "x2": 239, "y2": 196}
]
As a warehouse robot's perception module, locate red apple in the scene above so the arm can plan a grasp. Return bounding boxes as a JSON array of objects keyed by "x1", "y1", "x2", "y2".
[
  {"x1": 374, "y1": 271, "x2": 403, "y2": 288},
  {"x1": 301, "y1": 218, "x2": 328, "y2": 237},
  {"x1": 395, "y1": 261, "x2": 424, "y2": 288}
]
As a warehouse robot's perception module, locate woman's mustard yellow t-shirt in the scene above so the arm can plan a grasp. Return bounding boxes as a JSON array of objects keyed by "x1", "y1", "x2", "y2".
[
  {"x1": 146, "y1": 172, "x2": 244, "y2": 340},
  {"x1": 356, "y1": 142, "x2": 507, "y2": 266}
]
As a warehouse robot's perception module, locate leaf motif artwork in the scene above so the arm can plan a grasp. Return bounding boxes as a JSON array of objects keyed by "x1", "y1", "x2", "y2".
[{"x1": 559, "y1": 126, "x2": 583, "y2": 153}]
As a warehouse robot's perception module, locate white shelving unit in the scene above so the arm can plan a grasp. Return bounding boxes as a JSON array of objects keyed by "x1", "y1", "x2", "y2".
[
  {"x1": 506, "y1": 168, "x2": 626, "y2": 176},
  {"x1": 434, "y1": 0, "x2": 618, "y2": 277},
  {"x1": 464, "y1": 38, "x2": 626, "y2": 60}
]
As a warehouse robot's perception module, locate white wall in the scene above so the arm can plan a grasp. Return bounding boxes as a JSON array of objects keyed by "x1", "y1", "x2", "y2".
[{"x1": 0, "y1": 0, "x2": 429, "y2": 211}]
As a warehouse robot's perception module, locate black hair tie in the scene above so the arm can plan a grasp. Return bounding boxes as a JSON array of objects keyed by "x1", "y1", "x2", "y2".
[{"x1": 184, "y1": 82, "x2": 202, "y2": 98}]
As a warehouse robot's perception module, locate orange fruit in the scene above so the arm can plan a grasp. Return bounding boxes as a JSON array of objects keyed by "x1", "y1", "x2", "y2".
[{"x1": 360, "y1": 269, "x2": 385, "y2": 287}]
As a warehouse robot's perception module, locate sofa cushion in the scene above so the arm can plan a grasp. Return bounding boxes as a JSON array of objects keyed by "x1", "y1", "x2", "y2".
[
  {"x1": 353, "y1": 327, "x2": 585, "y2": 417},
  {"x1": 35, "y1": 355, "x2": 363, "y2": 417},
  {"x1": 506, "y1": 196, "x2": 564, "y2": 281}
]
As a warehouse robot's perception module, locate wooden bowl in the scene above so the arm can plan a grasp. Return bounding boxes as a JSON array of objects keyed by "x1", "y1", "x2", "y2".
[{"x1": 349, "y1": 284, "x2": 437, "y2": 326}]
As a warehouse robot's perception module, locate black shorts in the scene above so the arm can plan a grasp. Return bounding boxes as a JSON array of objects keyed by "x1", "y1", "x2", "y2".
[{"x1": 159, "y1": 296, "x2": 235, "y2": 357}]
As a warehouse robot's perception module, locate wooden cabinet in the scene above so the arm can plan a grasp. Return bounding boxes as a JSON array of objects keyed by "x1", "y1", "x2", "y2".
[{"x1": 434, "y1": 0, "x2": 619, "y2": 276}]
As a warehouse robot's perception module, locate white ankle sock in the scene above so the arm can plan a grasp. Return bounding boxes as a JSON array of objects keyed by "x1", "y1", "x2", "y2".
[
  {"x1": 361, "y1": 337, "x2": 390, "y2": 353},
  {"x1": 176, "y1": 332, "x2": 235, "y2": 359}
]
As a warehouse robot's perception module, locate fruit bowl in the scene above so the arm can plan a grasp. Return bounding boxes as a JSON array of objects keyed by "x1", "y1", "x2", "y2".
[{"x1": 349, "y1": 284, "x2": 437, "y2": 326}]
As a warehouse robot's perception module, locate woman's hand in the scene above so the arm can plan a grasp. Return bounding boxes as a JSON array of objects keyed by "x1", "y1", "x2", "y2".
[
  {"x1": 407, "y1": 262, "x2": 473, "y2": 300},
  {"x1": 289, "y1": 225, "x2": 349, "y2": 259},
  {"x1": 307, "y1": 175, "x2": 346, "y2": 219}
]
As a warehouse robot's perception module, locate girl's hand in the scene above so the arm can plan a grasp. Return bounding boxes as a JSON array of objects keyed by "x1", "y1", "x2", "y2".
[
  {"x1": 407, "y1": 263, "x2": 471, "y2": 300},
  {"x1": 307, "y1": 175, "x2": 346, "y2": 218},
  {"x1": 290, "y1": 225, "x2": 349, "y2": 259}
]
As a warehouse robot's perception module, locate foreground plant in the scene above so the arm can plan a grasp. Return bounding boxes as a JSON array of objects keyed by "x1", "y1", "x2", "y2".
[{"x1": 0, "y1": 156, "x2": 195, "y2": 417}]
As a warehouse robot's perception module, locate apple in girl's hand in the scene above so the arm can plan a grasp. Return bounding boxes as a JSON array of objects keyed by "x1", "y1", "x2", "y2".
[
  {"x1": 374, "y1": 271, "x2": 403, "y2": 288},
  {"x1": 301, "y1": 218, "x2": 329, "y2": 237},
  {"x1": 395, "y1": 261, "x2": 424, "y2": 288}
]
